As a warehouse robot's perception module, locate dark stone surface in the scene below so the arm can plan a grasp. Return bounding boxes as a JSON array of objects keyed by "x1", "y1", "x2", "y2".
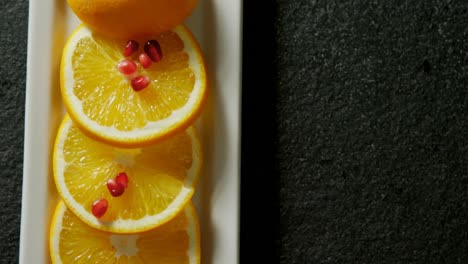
[
  {"x1": 0, "y1": 0, "x2": 28, "y2": 263},
  {"x1": 2, "y1": 0, "x2": 468, "y2": 263},
  {"x1": 272, "y1": 0, "x2": 468, "y2": 263},
  {"x1": 242, "y1": 0, "x2": 468, "y2": 264}
]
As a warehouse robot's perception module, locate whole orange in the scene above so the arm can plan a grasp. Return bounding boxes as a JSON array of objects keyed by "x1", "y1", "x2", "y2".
[{"x1": 67, "y1": 0, "x2": 198, "y2": 38}]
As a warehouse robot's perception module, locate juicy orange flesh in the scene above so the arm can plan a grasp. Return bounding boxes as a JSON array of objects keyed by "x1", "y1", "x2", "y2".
[
  {"x1": 58, "y1": 204, "x2": 190, "y2": 263},
  {"x1": 62, "y1": 124, "x2": 193, "y2": 222},
  {"x1": 72, "y1": 30, "x2": 195, "y2": 131}
]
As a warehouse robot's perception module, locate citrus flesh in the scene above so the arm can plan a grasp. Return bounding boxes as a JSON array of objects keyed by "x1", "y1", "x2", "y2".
[
  {"x1": 61, "y1": 24, "x2": 207, "y2": 147},
  {"x1": 53, "y1": 115, "x2": 202, "y2": 233},
  {"x1": 50, "y1": 201, "x2": 200, "y2": 264}
]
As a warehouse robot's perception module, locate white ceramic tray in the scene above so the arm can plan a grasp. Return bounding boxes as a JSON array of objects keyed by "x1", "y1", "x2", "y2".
[{"x1": 19, "y1": 0, "x2": 242, "y2": 263}]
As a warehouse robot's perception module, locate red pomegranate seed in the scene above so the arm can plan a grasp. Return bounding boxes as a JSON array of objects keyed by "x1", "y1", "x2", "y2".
[
  {"x1": 131, "y1": 75, "x2": 151, "y2": 91},
  {"x1": 116, "y1": 172, "x2": 129, "y2": 189},
  {"x1": 92, "y1": 198, "x2": 108, "y2": 218},
  {"x1": 124, "y1": 40, "x2": 139, "y2": 57},
  {"x1": 139, "y1": 53, "x2": 153, "y2": 68},
  {"x1": 107, "y1": 179, "x2": 125, "y2": 197},
  {"x1": 144, "y1": 40, "x2": 163, "y2": 62},
  {"x1": 117, "y1": 59, "x2": 137, "y2": 75}
]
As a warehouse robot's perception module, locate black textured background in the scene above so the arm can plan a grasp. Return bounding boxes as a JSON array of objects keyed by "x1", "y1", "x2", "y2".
[
  {"x1": 0, "y1": 0, "x2": 28, "y2": 263},
  {"x1": 242, "y1": 0, "x2": 468, "y2": 264},
  {"x1": 2, "y1": 0, "x2": 468, "y2": 263}
]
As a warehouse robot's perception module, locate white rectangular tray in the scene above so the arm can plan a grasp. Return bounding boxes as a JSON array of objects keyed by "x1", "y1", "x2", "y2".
[{"x1": 19, "y1": 0, "x2": 242, "y2": 263}]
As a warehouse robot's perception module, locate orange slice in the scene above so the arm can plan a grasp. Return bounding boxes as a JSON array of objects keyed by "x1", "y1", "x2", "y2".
[
  {"x1": 53, "y1": 115, "x2": 201, "y2": 233},
  {"x1": 61, "y1": 24, "x2": 207, "y2": 147},
  {"x1": 50, "y1": 201, "x2": 200, "y2": 263}
]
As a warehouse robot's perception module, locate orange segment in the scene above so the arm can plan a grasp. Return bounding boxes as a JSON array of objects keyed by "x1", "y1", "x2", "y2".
[
  {"x1": 50, "y1": 201, "x2": 200, "y2": 264},
  {"x1": 53, "y1": 115, "x2": 201, "y2": 233},
  {"x1": 61, "y1": 24, "x2": 207, "y2": 147}
]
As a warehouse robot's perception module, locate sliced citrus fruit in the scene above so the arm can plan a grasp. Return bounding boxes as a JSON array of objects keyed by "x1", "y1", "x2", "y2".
[
  {"x1": 61, "y1": 24, "x2": 207, "y2": 147},
  {"x1": 50, "y1": 201, "x2": 200, "y2": 264},
  {"x1": 67, "y1": 0, "x2": 198, "y2": 38},
  {"x1": 53, "y1": 115, "x2": 201, "y2": 233}
]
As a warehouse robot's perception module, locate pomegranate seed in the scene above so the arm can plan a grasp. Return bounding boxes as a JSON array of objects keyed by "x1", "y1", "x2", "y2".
[
  {"x1": 139, "y1": 53, "x2": 153, "y2": 68},
  {"x1": 131, "y1": 75, "x2": 151, "y2": 91},
  {"x1": 107, "y1": 179, "x2": 125, "y2": 197},
  {"x1": 144, "y1": 40, "x2": 163, "y2": 62},
  {"x1": 117, "y1": 59, "x2": 137, "y2": 75},
  {"x1": 92, "y1": 198, "x2": 108, "y2": 218},
  {"x1": 124, "y1": 40, "x2": 139, "y2": 57},
  {"x1": 116, "y1": 172, "x2": 129, "y2": 189}
]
